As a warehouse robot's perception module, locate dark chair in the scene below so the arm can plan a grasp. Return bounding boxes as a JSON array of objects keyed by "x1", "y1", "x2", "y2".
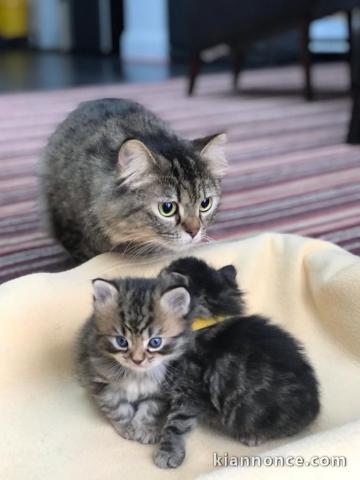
[
  {"x1": 347, "y1": 11, "x2": 360, "y2": 143},
  {"x1": 172, "y1": 0, "x2": 360, "y2": 100}
]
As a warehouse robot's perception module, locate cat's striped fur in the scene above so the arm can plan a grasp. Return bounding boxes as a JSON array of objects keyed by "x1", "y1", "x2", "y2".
[{"x1": 41, "y1": 99, "x2": 227, "y2": 263}]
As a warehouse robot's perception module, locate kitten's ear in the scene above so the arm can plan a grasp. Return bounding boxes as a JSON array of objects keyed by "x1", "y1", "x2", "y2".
[
  {"x1": 157, "y1": 272, "x2": 190, "y2": 317},
  {"x1": 218, "y1": 265, "x2": 237, "y2": 284},
  {"x1": 193, "y1": 133, "x2": 227, "y2": 178},
  {"x1": 160, "y1": 287, "x2": 191, "y2": 318},
  {"x1": 158, "y1": 271, "x2": 189, "y2": 291},
  {"x1": 92, "y1": 279, "x2": 118, "y2": 329},
  {"x1": 117, "y1": 139, "x2": 156, "y2": 187},
  {"x1": 92, "y1": 278, "x2": 118, "y2": 304}
]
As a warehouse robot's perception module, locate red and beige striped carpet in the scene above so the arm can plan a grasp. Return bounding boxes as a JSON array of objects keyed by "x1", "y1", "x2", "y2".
[{"x1": 0, "y1": 63, "x2": 359, "y2": 283}]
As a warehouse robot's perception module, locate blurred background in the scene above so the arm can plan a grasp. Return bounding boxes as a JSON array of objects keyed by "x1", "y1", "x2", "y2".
[
  {"x1": 0, "y1": 0, "x2": 359, "y2": 94},
  {"x1": 0, "y1": 0, "x2": 359, "y2": 283}
]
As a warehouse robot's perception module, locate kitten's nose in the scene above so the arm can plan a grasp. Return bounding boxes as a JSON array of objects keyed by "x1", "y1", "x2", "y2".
[
  {"x1": 132, "y1": 358, "x2": 143, "y2": 365},
  {"x1": 182, "y1": 219, "x2": 200, "y2": 238}
]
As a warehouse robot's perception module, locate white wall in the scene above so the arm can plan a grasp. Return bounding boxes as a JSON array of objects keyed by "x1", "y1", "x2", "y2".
[
  {"x1": 310, "y1": 14, "x2": 349, "y2": 53},
  {"x1": 28, "y1": 0, "x2": 61, "y2": 49},
  {"x1": 121, "y1": 0, "x2": 169, "y2": 62}
]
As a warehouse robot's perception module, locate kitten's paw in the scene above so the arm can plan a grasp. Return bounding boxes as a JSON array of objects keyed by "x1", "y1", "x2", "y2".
[
  {"x1": 154, "y1": 446, "x2": 185, "y2": 469},
  {"x1": 134, "y1": 426, "x2": 160, "y2": 444},
  {"x1": 115, "y1": 427, "x2": 135, "y2": 441},
  {"x1": 111, "y1": 422, "x2": 132, "y2": 440},
  {"x1": 126, "y1": 425, "x2": 160, "y2": 444},
  {"x1": 122, "y1": 425, "x2": 136, "y2": 441},
  {"x1": 239, "y1": 435, "x2": 265, "y2": 447}
]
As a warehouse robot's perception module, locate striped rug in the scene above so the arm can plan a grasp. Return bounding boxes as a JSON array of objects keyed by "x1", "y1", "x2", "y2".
[{"x1": 0, "y1": 63, "x2": 359, "y2": 284}]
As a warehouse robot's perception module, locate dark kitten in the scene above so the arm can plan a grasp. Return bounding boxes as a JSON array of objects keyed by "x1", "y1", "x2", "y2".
[
  {"x1": 41, "y1": 98, "x2": 227, "y2": 263},
  {"x1": 157, "y1": 315, "x2": 319, "y2": 468},
  {"x1": 153, "y1": 258, "x2": 320, "y2": 468},
  {"x1": 161, "y1": 256, "x2": 244, "y2": 318}
]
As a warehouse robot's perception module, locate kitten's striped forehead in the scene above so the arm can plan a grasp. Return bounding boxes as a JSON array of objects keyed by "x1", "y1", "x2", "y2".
[
  {"x1": 117, "y1": 280, "x2": 156, "y2": 334},
  {"x1": 115, "y1": 278, "x2": 185, "y2": 338}
]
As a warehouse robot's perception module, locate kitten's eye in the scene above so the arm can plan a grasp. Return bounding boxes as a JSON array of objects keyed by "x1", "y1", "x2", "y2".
[
  {"x1": 115, "y1": 335, "x2": 128, "y2": 350},
  {"x1": 158, "y1": 201, "x2": 178, "y2": 217},
  {"x1": 200, "y1": 197, "x2": 213, "y2": 212},
  {"x1": 148, "y1": 337, "x2": 163, "y2": 350}
]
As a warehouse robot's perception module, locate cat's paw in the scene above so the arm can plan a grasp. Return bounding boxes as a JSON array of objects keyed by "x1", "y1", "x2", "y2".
[
  {"x1": 136, "y1": 428, "x2": 160, "y2": 444},
  {"x1": 238, "y1": 435, "x2": 265, "y2": 447},
  {"x1": 110, "y1": 421, "x2": 133, "y2": 440},
  {"x1": 126, "y1": 425, "x2": 160, "y2": 444},
  {"x1": 154, "y1": 446, "x2": 185, "y2": 469}
]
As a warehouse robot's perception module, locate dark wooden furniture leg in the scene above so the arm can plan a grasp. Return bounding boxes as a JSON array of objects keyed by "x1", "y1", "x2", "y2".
[
  {"x1": 231, "y1": 47, "x2": 245, "y2": 90},
  {"x1": 347, "y1": 92, "x2": 360, "y2": 144},
  {"x1": 347, "y1": 10, "x2": 360, "y2": 144},
  {"x1": 188, "y1": 53, "x2": 201, "y2": 96},
  {"x1": 347, "y1": 10, "x2": 354, "y2": 90},
  {"x1": 300, "y1": 18, "x2": 313, "y2": 101}
]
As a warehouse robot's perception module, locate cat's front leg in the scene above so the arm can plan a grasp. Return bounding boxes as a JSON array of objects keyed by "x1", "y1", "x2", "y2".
[
  {"x1": 108, "y1": 401, "x2": 137, "y2": 440},
  {"x1": 126, "y1": 398, "x2": 167, "y2": 444},
  {"x1": 154, "y1": 400, "x2": 198, "y2": 469},
  {"x1": 95, "y1": 387, "x2": 136, "y2": 439}
]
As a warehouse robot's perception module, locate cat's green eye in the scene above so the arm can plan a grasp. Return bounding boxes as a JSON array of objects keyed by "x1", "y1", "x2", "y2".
[
  {"x1": 199, "y1": 197, "x2": 213, "y2": 212},
  {"x1": 158, "y1": 201, "x2": 178, "y2": 217}
]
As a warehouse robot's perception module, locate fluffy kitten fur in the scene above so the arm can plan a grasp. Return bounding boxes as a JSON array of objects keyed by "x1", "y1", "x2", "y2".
[
  {"x1": 161, "y1": 256, "x2": 244, "y2": 318},
  {"x1": 77, "y1": 257, "x2": 319, "y2": 469},
  {"x1": 41, "y1": 99, "x2": 227, "y2": 263}
]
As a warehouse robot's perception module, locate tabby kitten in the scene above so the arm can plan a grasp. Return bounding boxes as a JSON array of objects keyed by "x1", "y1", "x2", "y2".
[
  {"x1": 76, "y1": 273, "x2": 190, "y2": 445},
  {"x1": 77, "y1": 257, "x2": 319, "y2": 469},
  {"x1": 76, "y1": 259, "x2": 239, "y2": 444},
  {"x1": 155, "y1": 258, "x2": 320, "y2": 468},
  {"x1": 41, "y1": 98, "x2": 227, "y2": 263}
]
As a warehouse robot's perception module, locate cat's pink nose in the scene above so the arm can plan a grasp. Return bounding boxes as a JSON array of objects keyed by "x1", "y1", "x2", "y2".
[
  {"x1": 131, "y1": 357, "x2": 144, "y2": 365},
  {"x1": 183, "y1": 220, "x2": 200, "y2": 238}
]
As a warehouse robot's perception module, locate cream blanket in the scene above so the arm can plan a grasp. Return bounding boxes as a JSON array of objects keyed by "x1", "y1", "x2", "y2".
[{"x1": 1, "y1": 233, "x2": 360, "y2": 480}]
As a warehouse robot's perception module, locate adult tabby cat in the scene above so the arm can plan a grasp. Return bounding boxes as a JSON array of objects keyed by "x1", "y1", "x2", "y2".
[
  {"x1": 76, "y1": 257, "x2": 320, "y2": 469},
  {"x1": 41, "y1": 99, "x2": 227, "y2": 262}
]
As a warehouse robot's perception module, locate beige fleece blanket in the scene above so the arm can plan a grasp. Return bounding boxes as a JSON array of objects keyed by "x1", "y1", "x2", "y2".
[{"x1": 1, "y1": 233, "x2": 360, "y2": 480}]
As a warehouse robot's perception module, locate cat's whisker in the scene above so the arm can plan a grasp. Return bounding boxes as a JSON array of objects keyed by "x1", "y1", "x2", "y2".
[
  {"x1": 119, "y1": 238, "x2": 167, "y2": 261},
  {"x1": 202, "y1": 232, "x2": 214, "y2": 240},
  {"x1": 88, "y1": 237, "x2": 180, "y2": 279},
  {"x1": 124, "y1": 240, "x2": 157, "y2": 257},
  {"x1": 108, "y1": 233, "x2": 156, "y2": 255},
  {"x1": 201, "y1": 233, "x2": 215, "y2": 244}
]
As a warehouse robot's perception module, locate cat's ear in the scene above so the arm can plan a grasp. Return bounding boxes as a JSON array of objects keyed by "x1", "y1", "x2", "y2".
[
  {"x1": 157, "y1": 272, "x2": 190, "y2": 317},
  {"x1": 193, "y1": 133, "x2": 227, "y2": 178},
  {"x1": 158, "y1": 271, "x2": 189, "y2": 291},
  {"x1": 92, "y1": 278, "x2": 118, "y2": 329},
  {"x1": 117, "y1": 139, "x2": 156, "y2": 187},
  {"x1": 160, "y1": 287, "x2": 191, "y2": 318},
  {"x1": 218, "y1": 264, "x2": 237, "y2": 284},
  {"x1": 92, "y1": 278, "x2": 118, "y2": 304}
]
